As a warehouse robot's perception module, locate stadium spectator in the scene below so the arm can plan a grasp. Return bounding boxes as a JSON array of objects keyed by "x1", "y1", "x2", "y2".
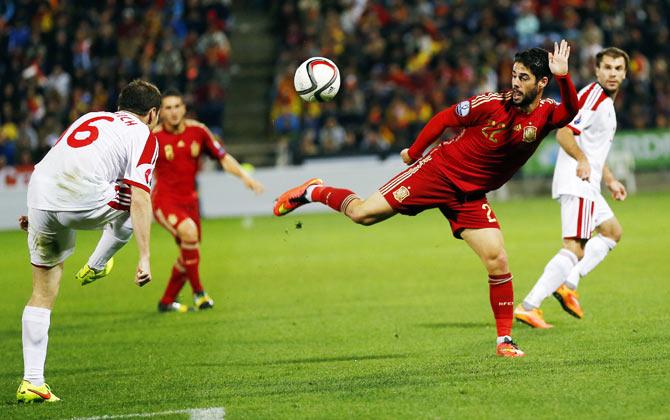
[
  {"x1": 0, "y1": 1, "x2": 233, "y2": 185},
  {"x1": 271, "y1": 0, "x2": 670, "y2": 163}
]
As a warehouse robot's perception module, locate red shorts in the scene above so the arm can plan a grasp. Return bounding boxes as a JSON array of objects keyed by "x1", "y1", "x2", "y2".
[
  {"x1": 379, "y1": 151, "x2": 500, "y2": 238},
  {"x1": 153, "y1": 196, "x2": 201, "y2": 240}
]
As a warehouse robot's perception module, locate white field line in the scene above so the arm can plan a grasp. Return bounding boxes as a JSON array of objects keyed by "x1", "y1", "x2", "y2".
[{"x1": 73, "y1": 406, "x2": 225, "y2": 420}]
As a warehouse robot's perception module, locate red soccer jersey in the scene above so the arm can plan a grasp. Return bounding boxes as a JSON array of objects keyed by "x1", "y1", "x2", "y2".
[
  {"x1": 408, "y1": 74, "x2": 579, "y2": 193},
  {"x1": 152, "y1": 119, "x2": 226, "y2": 202}
]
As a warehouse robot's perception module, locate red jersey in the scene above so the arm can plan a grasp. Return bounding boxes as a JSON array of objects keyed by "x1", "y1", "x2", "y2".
[
  {"x1": 152, "y1": 119, "x2": 226, "y2": 202},
  {"x1": 408, "y1": 74, "x2": 579, "y2": 193}
]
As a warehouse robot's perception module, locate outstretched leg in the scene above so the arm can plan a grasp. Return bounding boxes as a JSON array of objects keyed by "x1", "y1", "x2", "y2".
[{"x1": 274, "y1": 178, "x2": 396, "y2": 225}]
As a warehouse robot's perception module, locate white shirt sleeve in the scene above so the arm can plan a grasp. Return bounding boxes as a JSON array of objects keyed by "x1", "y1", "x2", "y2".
[
  {"x1": 124, "y1": 126, "x2": 158, "y2": 193},
  {"x1": 567, "y1": 109, "x2": 596, "y2": 135}
]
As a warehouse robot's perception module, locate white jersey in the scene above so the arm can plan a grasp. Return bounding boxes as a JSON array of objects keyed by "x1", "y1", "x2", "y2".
[
  {"x1": 552, "y1": 82, "x2": 617, "y2": 200},
  {"x1": 28, "y1": 111, "x2": 158, "y2": 211}
]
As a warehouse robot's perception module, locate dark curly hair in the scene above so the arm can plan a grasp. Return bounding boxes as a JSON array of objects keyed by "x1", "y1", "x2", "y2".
[{"x1": 514, "y1": 48, "x2": 552, "y2": 82}]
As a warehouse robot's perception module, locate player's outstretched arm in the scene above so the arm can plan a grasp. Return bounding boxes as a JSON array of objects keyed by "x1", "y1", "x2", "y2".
[
  {"x1": 549, "y1": 40, "x2": 579, "y2": 127},
  {"x1": 130, "y1": 186, "x2": 152, "y2": 286},
  {"x1": 406, "y1": 108, "x2": 460, "y2": 163},
  {"x1": 220, "y1": 154, "x2": 264, "y2": 194},
  {"x1": 556, "y1": 127, "x2": 590, "y2": 181},
  {"x1": 603, "y1": 165, "x2": 627, "y2": 201}
]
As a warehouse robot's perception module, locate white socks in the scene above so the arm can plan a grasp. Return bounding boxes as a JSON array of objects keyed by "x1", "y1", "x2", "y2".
[
  {"x1": 305, "y1": 185, "x2": 318, "y2": 202},
  {"x1": 524, "y1": 249, "x2": 578, "y2": 309},
  {"x1": 88, "y1": 220, "x2": 133, "y2": 270},
  {"x1": 566, "y1": 234, "x2": 617, "y2": 289},
  {"x1": 22, "y1": 306, "x2": 51, "y2": 387}
]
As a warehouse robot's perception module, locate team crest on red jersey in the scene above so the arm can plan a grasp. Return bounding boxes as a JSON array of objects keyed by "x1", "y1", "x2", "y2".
[
  {"x1": 522, "y1": 125, "x2": 538, "y2": 143},
  {"x1": 393, "y1": 186, "x2": 410, "y2": 202}
]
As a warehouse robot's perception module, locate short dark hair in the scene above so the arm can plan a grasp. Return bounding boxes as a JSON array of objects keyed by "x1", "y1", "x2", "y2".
[
  {"x1": 514, "y1": 48, "x2": 552, "y2": 82},
  {"x1": 117, "y1": 80, "x2": 161, "y2": 115},
  {"x1": 596, "y1": 47, "x2": 629, "y2": 71},
  {"x1": 161, "y1": 87, "x2": 183, "y2": 99}
]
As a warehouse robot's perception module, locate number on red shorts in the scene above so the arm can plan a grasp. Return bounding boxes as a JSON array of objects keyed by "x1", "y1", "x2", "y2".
[{"x1": 482, "y1": 203, "x2": 497, "y2": 223}]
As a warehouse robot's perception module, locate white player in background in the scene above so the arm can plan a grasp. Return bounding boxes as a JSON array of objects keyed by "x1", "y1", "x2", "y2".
[
  {"x1": 16, "y1": 80, "x2": 161, "y2": 403},
  {"x1": 515, "y1": 47, "x2": 629, "y2": 328}
]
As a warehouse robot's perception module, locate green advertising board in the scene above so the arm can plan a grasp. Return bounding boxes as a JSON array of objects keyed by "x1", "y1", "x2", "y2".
[{"x1": 523, "y1": 129, "x2": 670, "y2": 177}]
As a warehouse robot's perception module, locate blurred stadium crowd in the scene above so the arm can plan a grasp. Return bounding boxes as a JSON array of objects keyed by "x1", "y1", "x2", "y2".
[
  {"x1": 272, "y1": 0, "x2": 670, "y2": 163},
  {"x1": 0, "y1": 0, "x2": 233, "y2": 188},
  {"x1": 1, "y1": 0, "x2": 670, "y2": 185}
]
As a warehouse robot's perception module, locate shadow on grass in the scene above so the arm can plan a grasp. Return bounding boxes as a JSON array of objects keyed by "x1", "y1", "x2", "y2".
[{"x1": 418, "y1": 321, "x2": 489, "y2": 329}]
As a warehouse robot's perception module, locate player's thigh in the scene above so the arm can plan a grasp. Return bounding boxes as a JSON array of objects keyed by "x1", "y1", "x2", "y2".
[
  {"x1": 347, "y1": 191, "x2": 396, "y2": 225},
  {"x1": 593, "y1": 195, "x2": 622, "y2": 241},
  {"x1": 559, "y1": 194, "x2": 596, "y2": 240},
  {"x1": 154, "y1": 203, "x2": 190, "y2": 239},
  {"x1": 27, "y1": 208, "x2": 76, "y2": 268},
  {"x1": 379, "y1": 151, "x2": 451, "y2": 217},
  {"x1": 439, "y1": 195, "x2": 500, "y2": 239},
  {"x1": 461, "y1": 227, "x2": 509, "y2": 274}
]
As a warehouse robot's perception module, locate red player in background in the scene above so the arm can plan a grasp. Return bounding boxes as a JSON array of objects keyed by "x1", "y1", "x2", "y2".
[
  {"x1": 274, "y1": 41, "x2": 578, "y2": 357},
  {"x1": 153, "y1": 89, "x2": 264, "y2": 312}
]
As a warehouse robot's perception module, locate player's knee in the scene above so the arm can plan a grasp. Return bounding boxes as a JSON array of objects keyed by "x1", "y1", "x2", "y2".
[
  {"x1": 177, "y1": 219, "x2": 199, "y2": 242},
  {"x1": 603, "y1": 225, "x2": 622, "y2": 243},
  {"x1": 115, "y1": 224, "x2": 133, "y2": 243},
  {"x1": 349, "y1": 211, "x2": 378, "y2": 226},
  {"x1": 484, "y1": 249, "x2": 508, "y2": 272}
]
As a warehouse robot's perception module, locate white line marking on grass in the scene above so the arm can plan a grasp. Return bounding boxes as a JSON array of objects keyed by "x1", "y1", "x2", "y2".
[{"x1": 74, "y1": 406, "x2": 225, "y2": 419}]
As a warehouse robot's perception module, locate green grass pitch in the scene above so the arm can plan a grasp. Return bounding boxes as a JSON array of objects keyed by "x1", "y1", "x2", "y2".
[{"x1": 1, "y1": 192, "x2": 668, "y2": 419}]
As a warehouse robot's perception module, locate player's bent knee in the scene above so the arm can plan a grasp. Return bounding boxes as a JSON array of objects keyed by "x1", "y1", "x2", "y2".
[{"x1": 177, "y1": 219, "x2": 199, "y2": 242}]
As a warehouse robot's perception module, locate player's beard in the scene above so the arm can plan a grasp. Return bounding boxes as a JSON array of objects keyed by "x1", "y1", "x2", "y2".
[{"x1": 513, "y1": 85, "x2": 539, "y2": 108}]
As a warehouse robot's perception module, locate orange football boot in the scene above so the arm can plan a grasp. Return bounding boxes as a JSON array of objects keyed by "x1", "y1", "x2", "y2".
[
  {"x1": 553, "y1": 284, "x2": 584, "y2": 319},
  {"x1": 496, "y1": 337, "x2": 525, "y2": 357},
  {"x1": 273, "y1": 178, "x2": 323, "y2": 216},
  {"x1": 514, "y1": 304, "x2": 553, "y2": 329}
]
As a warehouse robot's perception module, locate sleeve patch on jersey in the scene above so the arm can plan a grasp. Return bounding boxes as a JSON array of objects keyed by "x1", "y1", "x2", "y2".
[{"x1": 456, "y1": 100, "x2": 470, "y2": 117}]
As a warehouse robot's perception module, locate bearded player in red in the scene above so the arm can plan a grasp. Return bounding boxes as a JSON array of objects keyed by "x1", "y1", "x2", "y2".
[
  {"x1": 153, "y1": 89, "x2": 264, "y2": 312},
  {"x1": 274, "y1": 41, "x2": 578, "y2": 357}
]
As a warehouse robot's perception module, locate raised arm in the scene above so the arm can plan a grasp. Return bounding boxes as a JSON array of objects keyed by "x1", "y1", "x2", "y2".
[
  {"x1": 548, "y1": 40, "x2": 579, "y2": 127},
  {"x1": 130, "y1": 186, "x2": 152, "y2": 286}
]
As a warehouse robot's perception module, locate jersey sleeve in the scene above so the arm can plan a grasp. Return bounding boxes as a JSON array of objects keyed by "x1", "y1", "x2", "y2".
[
  {"x1": 407, "y1": 96, "x2": 489, "y2": 161},
  {"x1": 549, "y1": 74, "x2": 579, "y2": 128},
  {"x1": 566, "y1": 109, "x2": 596, "y2": 135},
  {"x1": 201, "y1": 126, "x2": 227, "y2": 160},
  {"x1": 124, "y1": 127, "x2": 158, "y2": 193}
]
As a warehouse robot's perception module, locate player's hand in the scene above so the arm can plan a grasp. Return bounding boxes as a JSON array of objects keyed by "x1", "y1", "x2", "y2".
[
  {"x1": 548, "y1": 40, "x2": 570, "y2": 76},
  {"x1": 400, "y1": 148, "x2": 415, "y2": 165},
  {"x1": 18, "y1": 215, "x2": 29, "y2": 232},
  {"x1": 135, "y1": 258, "x2": 152, "y2": 287},
  {"x1": 576, "y1": 158, "x2": 591, "y2": 181},
  {"x1": 244, "y1": 177, "x2": 265, "y2": 194},
  {"x1": 607, "y1": 179, "x2": 627, "y2": 201}
]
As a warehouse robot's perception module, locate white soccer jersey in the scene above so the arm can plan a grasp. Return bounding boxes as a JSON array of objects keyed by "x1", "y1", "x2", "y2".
[
  {"x1": 552, "y1": 82, "x2": 617, "y2": 200},
  {"x1": 28, "y1": 111, "x2": 158, "y2": 211}
]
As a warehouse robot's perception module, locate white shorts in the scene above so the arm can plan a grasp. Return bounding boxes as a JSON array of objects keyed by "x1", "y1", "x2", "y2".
[
  {"x1": 559, "y1": 194, "x2": 614, "y2": 239},
  {"x1": 27, "y1": 205, "x2": 129, "y2": 267}
]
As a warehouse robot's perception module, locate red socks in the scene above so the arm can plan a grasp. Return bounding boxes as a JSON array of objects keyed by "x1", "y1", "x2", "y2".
[
  {"x1": 489, "y1": 273, "x2": 514, "y2": 337},
  {"x1": 160, "y1": 261, "x2": 187, "y2": 304},
  {"x1": 311, "y1": 186, "x2": 358, "y2": 213},
  {"x1": 181, "y1": 241, "x2": 203, "y2": 294}
]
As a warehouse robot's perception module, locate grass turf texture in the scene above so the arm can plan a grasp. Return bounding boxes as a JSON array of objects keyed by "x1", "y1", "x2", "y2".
[{"x1": 0, "y1": 192, "x2": 668, "y2": 419}]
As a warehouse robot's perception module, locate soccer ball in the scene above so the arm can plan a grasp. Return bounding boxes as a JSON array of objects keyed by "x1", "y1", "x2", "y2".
[{"x1": 293, "y1": 57, "x2": 340, "y2": 103}]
